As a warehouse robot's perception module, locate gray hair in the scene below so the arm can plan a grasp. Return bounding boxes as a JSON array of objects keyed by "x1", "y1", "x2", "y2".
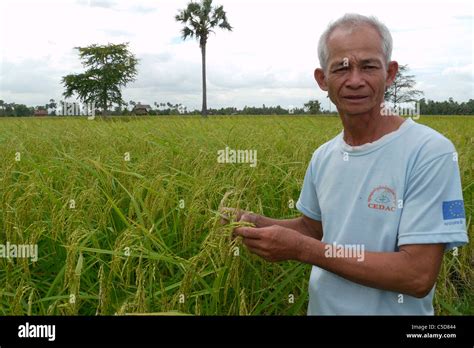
[{"x1": 318, "y1": 13, "x2": 393, "y2": 71}]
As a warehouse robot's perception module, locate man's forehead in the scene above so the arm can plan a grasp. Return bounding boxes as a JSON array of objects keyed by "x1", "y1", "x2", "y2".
[
  {"x1": 326, "y1": 25, "x2": 384, "y2": 66},
  {"x1": 328, "y1": 56, "x2": 383, "y2": 67}
]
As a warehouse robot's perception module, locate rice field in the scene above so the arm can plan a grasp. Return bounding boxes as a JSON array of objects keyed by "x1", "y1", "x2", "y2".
[{"x1": 0, "y1": 115, "x2": 472, "y2": 315}]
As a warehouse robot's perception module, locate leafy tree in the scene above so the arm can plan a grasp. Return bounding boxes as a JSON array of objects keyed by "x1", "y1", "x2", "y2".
[
  {"x1": 62, "y1": 43, "x2": 138, "y2": 115},
  {"x1": 384, "y1": 64, "x2": 423, "y2": 107},
  {"x1": 16, "y1": 104, "x2": 33, "y2": 116},
  {"x1": 304, "y1": 100, "x2": 322, "y2": 114},
  {"x1": 2, "y1": 102, "x2": 13, "y2": 116},
  {"x1": 47, "y1": 99, "x2": 57, "y2": 115},
  {"x1": 4, "y1": 102, "x2": 14, "y2": 116},
  {"x1": 176, "y1": 0, "x2": 232, "y2": 117}
]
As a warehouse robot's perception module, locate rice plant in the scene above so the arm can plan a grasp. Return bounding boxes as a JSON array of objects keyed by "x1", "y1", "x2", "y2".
[{"x1": 0, "y1": 115, "x2": 472, "y2": 315}]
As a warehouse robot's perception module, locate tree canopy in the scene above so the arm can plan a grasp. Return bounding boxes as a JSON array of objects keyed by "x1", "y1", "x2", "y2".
[
  {"x1": 384, "y1": 64, "x2": 423, "y2": 107},
  {"x1": 62, "y1": 43, "x2": 138, "y2": 114}
]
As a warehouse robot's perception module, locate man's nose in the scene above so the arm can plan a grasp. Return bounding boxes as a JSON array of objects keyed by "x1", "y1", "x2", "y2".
[{"x1": 345, "y1": 69, "x2": 365, "y2": 89}]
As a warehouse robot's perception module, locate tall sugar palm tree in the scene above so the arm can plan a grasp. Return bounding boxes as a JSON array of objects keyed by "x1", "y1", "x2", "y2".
[{"x1": 176, "y1": 0, "x2": 232, "y2": 117}]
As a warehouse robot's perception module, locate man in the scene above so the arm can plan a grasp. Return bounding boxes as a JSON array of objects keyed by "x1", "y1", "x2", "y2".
[{"x1": 223, "y1": 13, "x2": 468, "y2": 315}]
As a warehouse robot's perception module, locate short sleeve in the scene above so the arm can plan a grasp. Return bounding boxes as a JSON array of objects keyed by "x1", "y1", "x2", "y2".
[
  {"x1": 398, "y1": 151, "x2": 468, "y2": 251},
  {"x1": 296, "y1": 153, "x2": 322, "y2": 221}
]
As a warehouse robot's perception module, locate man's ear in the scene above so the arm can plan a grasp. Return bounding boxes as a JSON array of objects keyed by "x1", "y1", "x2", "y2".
[
  {"x1": 385, "y1": 61, "x2": 398, "y2": 88},
  {"x1": 314, "y1": 68, "x2": 328, "y2": 91}
]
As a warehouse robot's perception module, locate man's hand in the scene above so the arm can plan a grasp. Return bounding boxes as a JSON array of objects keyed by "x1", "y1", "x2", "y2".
[
  {"x1": 233, "y1": 225, "x2": 304, "y2": 262},
  {"x1": 219, "y1": 207, "x2": 259, "y2": 226}
]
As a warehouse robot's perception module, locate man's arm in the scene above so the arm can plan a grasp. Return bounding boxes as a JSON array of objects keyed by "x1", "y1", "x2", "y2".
[
  {"x1": 299, "y1": 237, "x2": 445, "y2": 298},
  {"x1": 233, "y1": 225, "x2": 445, "y2": 298}
]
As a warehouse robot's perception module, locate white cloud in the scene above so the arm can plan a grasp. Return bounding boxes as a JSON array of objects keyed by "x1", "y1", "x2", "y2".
[
  {"x1": 442, "y1": 64, "x2": 474, "y2": 77},
  {"x1": 0, "y1": 0, "x2": 472, "y2": 109}
]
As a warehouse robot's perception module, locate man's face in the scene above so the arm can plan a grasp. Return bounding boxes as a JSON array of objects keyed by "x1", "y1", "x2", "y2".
[{"x1": 315, "y1": 25, "x2": 397, "y2": 116}]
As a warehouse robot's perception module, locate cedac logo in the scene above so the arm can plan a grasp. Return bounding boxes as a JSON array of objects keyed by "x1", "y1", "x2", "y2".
[{"x1": 368, "y1": 185, "x2": 397, "y2": 212}]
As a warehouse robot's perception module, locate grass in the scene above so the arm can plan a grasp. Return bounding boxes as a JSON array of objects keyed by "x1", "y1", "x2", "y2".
[{"x1": 0, "y1": 115, "x2": 472, "y2": 315}]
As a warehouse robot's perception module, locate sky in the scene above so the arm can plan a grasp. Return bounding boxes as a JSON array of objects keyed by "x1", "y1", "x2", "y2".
[{"x1": 0, "y1": 0, "x2": 472, "y2": 111}]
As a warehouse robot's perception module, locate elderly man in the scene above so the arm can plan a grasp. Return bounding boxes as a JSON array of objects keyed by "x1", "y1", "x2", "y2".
[{"x1": 226, "y1": 13, "x2": 468, "y2": 315}]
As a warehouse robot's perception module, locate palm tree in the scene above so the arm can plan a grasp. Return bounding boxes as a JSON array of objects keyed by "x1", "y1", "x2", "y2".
[{"x1": 176, "y1": 0, "x2": 232, "y2": 117}]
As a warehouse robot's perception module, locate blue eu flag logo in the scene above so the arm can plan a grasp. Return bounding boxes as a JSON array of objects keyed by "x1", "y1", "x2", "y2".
[{"x1": 442, "y1": 200, "x2": 465, "y2": 220}]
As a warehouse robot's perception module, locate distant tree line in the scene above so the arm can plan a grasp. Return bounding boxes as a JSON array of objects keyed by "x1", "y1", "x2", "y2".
[
  {"x1": 418, "y1": 98, "x2": 474, "y2": 115},
  {"x1": 1, "y1": 98, "x2": 473, "y2": 117},
  {"x1": 0, "y1": 99, "x2": 57, "y2": 117},
  {"x1": 0, "y1": 99, "x2": 325, "y2": 116}
]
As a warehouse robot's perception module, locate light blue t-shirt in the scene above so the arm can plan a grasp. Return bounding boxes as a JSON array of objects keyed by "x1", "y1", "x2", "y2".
[{"x1": 296, "y1": 118, "x2": 468, "y2": 315}]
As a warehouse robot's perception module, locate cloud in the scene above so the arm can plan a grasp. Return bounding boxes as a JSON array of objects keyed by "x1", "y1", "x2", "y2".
[
  {"x1": 100, "y1": 29, "x2": 135, "y2": 37},
  {"x1": 129, "y1": 4, "x2": 158, "y2": 13},
  {"x1": 1, "y1": 59, "x2": 62, "y2": 94},
  {"x1": 0, "y1": 0, "x2": 473, "y2": 109},
  {"x1": 442, "y1": 64, "x2": 474, "y2": 78},
  {"x1": 77, "y1": 0, "x2": 117, "y2": 9}
]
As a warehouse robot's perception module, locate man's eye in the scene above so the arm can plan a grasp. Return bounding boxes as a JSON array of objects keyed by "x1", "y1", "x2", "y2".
[
  {"x1": 363, "y1": 66, "x2": 377, "y2": 70},
  {"x1": 333, "y1": 67, "x2": 348, "y2": 73}
]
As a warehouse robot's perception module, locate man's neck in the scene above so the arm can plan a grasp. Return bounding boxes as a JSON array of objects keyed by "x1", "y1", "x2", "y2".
[{"x1": 339, "y1": 109, "x2": 406, "y2": 146}]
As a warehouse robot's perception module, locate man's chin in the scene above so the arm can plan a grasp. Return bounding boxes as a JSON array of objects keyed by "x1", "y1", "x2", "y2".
[
  {"x1": 342, "y1": 107, "x2": 372, "y2": 116},
  {"x1": 339, "y1": 102, "x2": 378, "y2": 116}
]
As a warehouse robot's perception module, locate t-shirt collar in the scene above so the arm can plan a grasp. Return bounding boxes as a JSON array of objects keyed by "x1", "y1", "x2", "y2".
[{"x1": 338, "y1": 117, "x2": 415, "y2": 155}]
